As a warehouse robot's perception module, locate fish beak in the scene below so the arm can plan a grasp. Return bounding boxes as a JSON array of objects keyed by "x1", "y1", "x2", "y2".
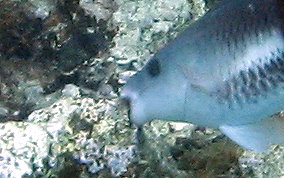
[
  {"x1": 120, "y1": 86, "x2": 148, "y2": 127},
  {"x1": 120, "y1": 92, "x2": 133, "y2": 127}
]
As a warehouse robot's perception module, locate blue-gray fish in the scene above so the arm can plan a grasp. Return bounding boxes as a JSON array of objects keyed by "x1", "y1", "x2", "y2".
[{"x1": 121, "y1": 0, "x2": 284, "y2": 152}]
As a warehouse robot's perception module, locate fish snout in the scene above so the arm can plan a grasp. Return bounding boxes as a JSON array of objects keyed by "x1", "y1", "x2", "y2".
[
  {"x1": 120, "y1": 87, "x2": 135, "y2": 126},
  {"x1": 120, "y1": 92, "x2": 131, "y2": 115},
  {"x1": 120, "y1": 91, "x2": 131, "y2": 109},
  {"x1": 120, "y1": 86, "x2": 148, "y2": 127}
]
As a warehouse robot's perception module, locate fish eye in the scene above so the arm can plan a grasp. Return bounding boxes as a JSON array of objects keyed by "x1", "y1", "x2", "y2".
[{"x1": 147, "y1": 58, "x2": 160, "y2": 77}]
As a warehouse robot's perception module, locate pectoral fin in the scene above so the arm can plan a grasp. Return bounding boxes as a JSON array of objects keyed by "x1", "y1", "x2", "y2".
[{"x1": 220, "y1": 117, "x2": 284, "y2": 152}]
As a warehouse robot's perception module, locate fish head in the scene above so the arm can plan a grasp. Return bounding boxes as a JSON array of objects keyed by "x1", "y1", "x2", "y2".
[{"x1": 121, "y1": 55, "x2": 188, "y2": 127}]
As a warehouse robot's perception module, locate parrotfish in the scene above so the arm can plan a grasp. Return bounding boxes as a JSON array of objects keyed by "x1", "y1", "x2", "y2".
[{"x1": 121, "y1": 0, "x2": 284, "y2": 152}]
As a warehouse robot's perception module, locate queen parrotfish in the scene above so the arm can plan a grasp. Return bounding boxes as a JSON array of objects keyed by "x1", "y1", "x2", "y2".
[{"x1": 121, "y1": 0, "x2": 284, "y2": 152}]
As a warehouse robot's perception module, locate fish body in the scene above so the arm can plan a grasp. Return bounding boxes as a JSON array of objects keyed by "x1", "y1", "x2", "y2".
[{"x1": 121, "y1": 0, "x2": 284, "y2": 151}]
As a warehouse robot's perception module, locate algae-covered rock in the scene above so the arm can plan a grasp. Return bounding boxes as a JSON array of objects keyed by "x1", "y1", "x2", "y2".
[
  {"x1": 0, "y1": 92, "x2": 136, "y2": 177},
  {"x1": 79, "y1": 0, "x2": 116, "y2": 21},
  {"x1": 0, "y1": 0, "x2": 116, "y2": 122},
  {"x1": 111, "y1": 0, "x2": 207, "y2": 70},
  {"x1": 0, "y1": 123, "x2": 49, "y2": 177},
  {"x1": 126, "y1": 121, "x2": 243, "y2": 177},
  {"x1": 239, "y1": 146, "x2": 284, "y2": 177}
]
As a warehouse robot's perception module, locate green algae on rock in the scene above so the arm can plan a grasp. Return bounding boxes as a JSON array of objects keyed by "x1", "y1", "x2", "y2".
[
  {"x1": 126, "y1": 121, "x2": 243, "y2": 177},
  {"x1": 0, "y1": 0, "x2": 116, "y2": 122},
  {"x1": 239, "y1": 146, "x2": 284, "y2": 177},
  {"x1": 0, "y1": 92, "x2": 136, "y2": 177}
]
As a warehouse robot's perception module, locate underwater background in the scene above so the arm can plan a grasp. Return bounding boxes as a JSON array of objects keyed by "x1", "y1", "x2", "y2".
[{"x1": 0, "y1": 0, "x2": 283, "y2": 177}]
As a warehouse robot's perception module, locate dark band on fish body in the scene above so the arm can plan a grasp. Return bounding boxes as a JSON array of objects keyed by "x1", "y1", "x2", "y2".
[
  {"x1": 215, "y1": 50, "x2": 284, "y2": 107},
  {"x1": 213, "y1": 0, "x2": 284, "y2": 57}
]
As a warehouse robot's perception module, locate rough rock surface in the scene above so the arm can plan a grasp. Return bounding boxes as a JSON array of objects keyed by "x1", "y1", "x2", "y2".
[
  {"x1": 0, "y1": 0, "x2": 283, "y2": 177},
  {"x1": 239, "y1": 146, "x2": 284, "y2": 177},
  {"x1": 0, "y1": 86, "x2": 135, "y2": 177}
]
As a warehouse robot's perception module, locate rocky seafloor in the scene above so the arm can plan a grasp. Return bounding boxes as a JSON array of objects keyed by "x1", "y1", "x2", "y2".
[{"x1": 0, "y1": 0, "x2": 283, "y2": 177}]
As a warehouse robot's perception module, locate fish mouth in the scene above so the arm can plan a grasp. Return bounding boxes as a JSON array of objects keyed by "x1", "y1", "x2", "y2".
[
  {"x1": 120, "y1": 93, "x2": 133, "y2": 126},
  {"x1": 120, "y1": 87, "x2": 139, "y2": 125},
  {"x1": 120, "y1": 88, "x2": 148, "y2": 127}
]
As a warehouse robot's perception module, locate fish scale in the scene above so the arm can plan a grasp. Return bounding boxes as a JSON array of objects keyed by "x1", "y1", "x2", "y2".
[{"x1": 121, "y1": 0, "x2": 284, "y2": 151}]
